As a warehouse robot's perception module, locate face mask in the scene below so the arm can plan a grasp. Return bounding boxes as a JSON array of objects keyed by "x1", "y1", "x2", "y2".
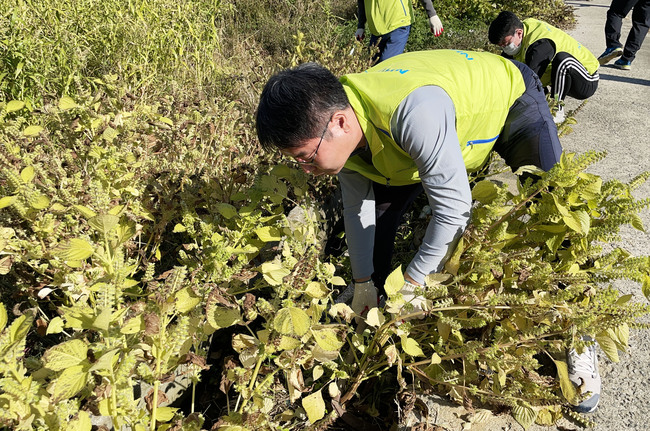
[{"x1": 502, "y1": 41, "x2": 521, "y2": 56}]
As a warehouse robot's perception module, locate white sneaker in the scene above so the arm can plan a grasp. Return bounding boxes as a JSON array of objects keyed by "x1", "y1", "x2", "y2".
[{"x1": 567, "y1": 336, "x2": 601, "y2": 413}]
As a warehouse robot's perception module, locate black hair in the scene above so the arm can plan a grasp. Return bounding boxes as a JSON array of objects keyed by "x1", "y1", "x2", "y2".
[
  {"x1": 255, "y1": 62, "x2": 350, "y2": 151},
  {"x1": 488, "y1": 11, "x2": 523, "y2": 45}
]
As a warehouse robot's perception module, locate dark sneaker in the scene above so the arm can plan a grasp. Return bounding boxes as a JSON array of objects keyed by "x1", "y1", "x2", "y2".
[
  {"x1": 567, "y1": 336, "x2": 601, "y2": 413},
  {"x1": 598, "y1": 46, "x2": 623, "y2": 65},
  {"x1": 614, "y1": 58, "x2": 632, "y2": 70}
]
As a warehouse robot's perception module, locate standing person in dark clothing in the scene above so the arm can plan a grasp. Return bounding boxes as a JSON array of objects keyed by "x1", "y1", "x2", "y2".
[
  {"x1": 488, "y1": 11, "x2": 600, "y2": 123},
  {"x1": 597, "y1": 0, "x2": 650, "y2": 70},
  {"x1": 355, "y1": 0, "x2": 444, "y2": 63}
]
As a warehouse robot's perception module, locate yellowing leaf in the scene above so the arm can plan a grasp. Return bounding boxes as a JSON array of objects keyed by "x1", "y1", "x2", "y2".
[
  {"x1": 49, "y1": 364, "x2": 89, "y2": 401},
  {"x1": 512, "y1": 401, "x2": 537, "y2": 431},
  {"x1": 54, "y1": 238, "x2": 95, "y2": 261},
  {"x1": 278, "y1": 336, "x2": 301, "y2": 351},
  {"x1": 43, "y1": 339, "x2": 88, "y2": 371},
  {"x1": 30, "y1": 193, "x2": 50, "y2": 210},
  {"x1": 431, "y1": 353, "x2": 442, "y2": 364},
  {"x1": 20, "y1": 166, "x2": 35, "y2": 183},
  {"x1": 0, "y1": 303, "x2": 6, "y2": 332},
  {"x1": 305, "y1": 281, "x2": 329, "y2": 299},
  {"x1": 6, "y1": 100, "x2": 25, "y2": 112},
  {"x1": 595, "y1": 332, "x2": 620, "y2": 362},
  {"x1": 0, "y1": 196, "x2": 15, "y2": 208},
  {"x1": 261, "y1": 261, "x2": 290, "y2": 286},
  {"x1": 88, "y1": 214, "x2": 120, "y2": 235},
  {"x1": 330, "y1": 276, "x2": 346, "y2": 286},
  {"x1": 215, "y1": 203, "x2": 237, "y2": 219},
  {"x1": 400, "y1": 336, "x2": 424, "y2": 357},
  {"x1": 102, "y1": 127, "x2": 119, "y2": 142},
  {"x1": 58, "y1": 96, "x2": 77, "y2": 110},
  {"x1": 274, "y1": 307, "x2": 310, "y2": 336},
  {"x1": 471, "y1": 180, "x2": 498, "y2": 204},
  {"x1": 208, "y1": 307, "x2": 241, "y2": 330},
  {"x1": 89, "y1": 349, "x2": 118, "y2": 372},
  {"x1": 158, "y1": 116, "x2": 174, "y2": 126},
  {"x1": 46, "y1": 317, "x2": 65, "y2": 335},
  {"x1": 23, "y1": 125, "x2": 43, "y2": 136},
  {"x1": 552, "y1": 359, "x2": 579, "y2": 405},
  {"x1": 255, "y1": 226, "x2": 283, "y2": 242},
  {"x1": 73, "y1": 205, "x2": 97, "y2": 218},
  {"x1": 311, "y1": 326, "x2": 344, "y2": 351},
  {"x1": 366, "y1": 308, "x2": 385, "y2": 328},
  {"x1": 67, "y1": 411, "x2": 92, "y2": 431},
  {"x1": 384, "y1": 266, "x2": 404, "y2": 296},
  {"x1": 302, "y1": 390, "x2": 326, "y2": 424},
  {"x1": 120, "y1": 315, "x2": 144, "y2": 334},
  {"x1": 444, "y1": 236, "x2": 464, "y2": 275},
  {"x1": 563, "y1": 210, "x2": 590, "y2": 235},
  {"x1": 175, "y1": 287, "x2": 201, "y2": 313},
  {"x1": 153, "y1": 406, "x2": 177, "y2": 421}
]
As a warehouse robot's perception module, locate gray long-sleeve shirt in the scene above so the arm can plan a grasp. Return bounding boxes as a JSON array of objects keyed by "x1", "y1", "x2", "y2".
[
  {"x1": 338, "y1": 86, "x2": 472, "y2": 284},
  {"x1": 357, "y1": 0, "x2": 438, "y2": 31}
]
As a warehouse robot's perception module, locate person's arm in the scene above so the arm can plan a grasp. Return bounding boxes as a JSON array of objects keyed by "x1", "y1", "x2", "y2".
[
  {"x1": 391, "y1": 86, "x2": 472, "y2": 285},
  {"x1": 419, "y1": 0, "x2": 443, "y2": 36},
  {"x1": 338, "y1": 166, "x2": 375, "y2": 282},
  {"x1": 525, "y1": 38, "x2": 556, "y2": 79},
  {"x1": 357, "y1": 0, "x2": 366, "y2": 32},
  {"x1": 418, "y1": 0, "x2": 437, "y2": 17}
]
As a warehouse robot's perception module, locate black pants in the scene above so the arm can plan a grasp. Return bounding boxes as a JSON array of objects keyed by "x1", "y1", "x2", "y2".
[
  {"x1": 369, "y1": 61, "x2": 562, "y2": 291},
  {"x1": 605, "y1": 0, "x2": 650, "y2": 62},
  {"x1": 550, "y1": 52, "x2": 599, "y2": 101}
]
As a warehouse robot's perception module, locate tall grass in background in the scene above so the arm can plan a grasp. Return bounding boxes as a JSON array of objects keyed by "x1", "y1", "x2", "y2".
[
  {"x1": 1, "y1": 0, "x2": 573, "y2": 108},
  {"x1": 0, "y1": 0, "x2": 360, "y2": 108}
]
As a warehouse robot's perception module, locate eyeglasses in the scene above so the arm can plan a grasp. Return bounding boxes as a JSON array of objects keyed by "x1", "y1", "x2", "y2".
[{"x1": 294, "y1": 115, "x2": 332, "y2": 165}]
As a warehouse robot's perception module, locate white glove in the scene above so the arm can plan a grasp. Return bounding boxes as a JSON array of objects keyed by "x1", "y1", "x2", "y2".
[
  {"x1": 350, "y1": 280, "x2": 377, "y2": 321},
  {"x1": 429, "y1": 15, "x2": 444, "y2": 37},
  {"x1": 355, "y1": 28, "x2": 365, "y2": 41},
  {"x1": 400, "y1": 281, "x2": 427, "y2": 315}
]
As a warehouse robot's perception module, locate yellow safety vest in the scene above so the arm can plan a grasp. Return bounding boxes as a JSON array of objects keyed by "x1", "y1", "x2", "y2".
[
  {"x1": 340, "y1": 50, "x2": 526, "y2": 185},
  {"x1": 363, "y1": 0, "x2": 415, "y2": 36},
  {"x1": 514, "y1": 18, "x2": 599, "y2": 86}
]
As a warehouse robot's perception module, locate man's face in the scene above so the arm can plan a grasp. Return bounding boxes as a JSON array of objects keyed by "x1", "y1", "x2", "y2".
[
  {"x1": 499, "y1": 28, "x2": 523, "y2": 49},
  {"x1": 281, "y1": 112, "x2": 362, "y2": 176}
]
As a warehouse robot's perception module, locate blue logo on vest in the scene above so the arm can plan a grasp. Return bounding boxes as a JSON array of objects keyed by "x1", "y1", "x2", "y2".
[{"x1": 455, "y1": 50, "x2": 474, "y2": 60}]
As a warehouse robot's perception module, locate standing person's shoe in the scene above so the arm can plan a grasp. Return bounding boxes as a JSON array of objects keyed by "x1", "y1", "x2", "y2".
[
  {"x1": 567, "y1": 336, "x2": 601, "y2": 413},
  {"x1": 614, "y1": 58, "x2": 632, "y2": 70},
  {"x1": 598, "y1": 46, "x2": 623, "y2": 65}
]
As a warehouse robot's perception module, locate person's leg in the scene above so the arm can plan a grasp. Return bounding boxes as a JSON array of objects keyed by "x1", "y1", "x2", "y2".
[
  {"x1": 376, "y1": 26, "x2": 411, "y2": 62},
  {"x1": 605, "y1": 0, "x2": 637, "y2": 48},
  {"x1": 621, "y1": 0, "x2": 650, "y2": 62},
  {"x1": 371, "y1": 182, "x2": 424, "y2": 293},
  {"x1": 494, "y1": 61, "x2": 562, "y2": 176},
  {"x1": 551, "y1": 52, "x2": 599, "y2": 101}
]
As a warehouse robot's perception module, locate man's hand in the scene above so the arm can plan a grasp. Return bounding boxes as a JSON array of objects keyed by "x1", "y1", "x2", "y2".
[
  {"x1": 350, "y1": 280, "x2": 378, "y2": 322},
  {"x1": 429, "y1": 15, "x2": 444, "y2": 37},
  {"x1": 355, "y1": 28, "x2": 365, "y2": 41}
]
